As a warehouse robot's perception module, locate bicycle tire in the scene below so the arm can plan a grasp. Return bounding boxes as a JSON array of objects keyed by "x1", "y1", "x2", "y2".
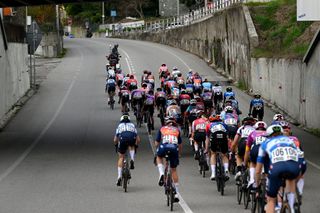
[
  {"x1": 219, "y1": 158, "x2": 225, "y2": 196},
  {"x1": 251, "y1": 192, "x2": 257, "y2": 213},
  {"x1": 170, "y1": 185, "x2": 174, "y2": 211},
  {"x1": 294, "y1": 202, "x2": 300, "y2": 213},
  {"x1": 280, "y1": 203, "x2": 291, "y2": 213},
  {"x1": 147, "y1": 112, "x2": 152, "y2": 134},
  {"x1": 122, "y1": 168, "x2": 128, "y2": 193},
  {"x1": 257, "y1": 196, "x2": 265, "y2": 213},
  {"x1": 237, "y1": 184, "x2": 243, "y2": 204},
  {"x1": 244, "y1": 188, "x2": 250, "y2": 209},
  {"x1": 216, "y1": 166, "x2": 221, "y2": 192}
]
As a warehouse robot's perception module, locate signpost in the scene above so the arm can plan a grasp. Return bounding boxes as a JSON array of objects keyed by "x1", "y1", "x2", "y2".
[
  {"x1": 111, "y1": 10, "x2": 116, "y2": 23},
  {"x1": 297, "y1": 0, "x2": 320, "y2": 21}
]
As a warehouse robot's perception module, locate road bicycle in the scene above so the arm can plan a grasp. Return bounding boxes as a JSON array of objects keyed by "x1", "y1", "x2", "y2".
[
  {"x1": 236, "y1": 167, "x2": 250, "y2": 206},
  {"x1": 159, "y1": 105, "x2": 166, "y2": 126},
  {"x1": 109, "y1": 91, "x2": 115, "y2": 110},
  {"x1": 163, "y1": 152, "x2": 176, "y2": 211},
  {"x1": 278, "y1": 179, "x2": 301, "y2": 213},
  {"x1": 251, "y1": 174, "x2": 267, "y2": 213},
  {"x1": 145, "y1": 110, "x2": 153, "y2": 134},
  {"x1": 198, "y1": 139, "x2": 208, "y2": 178},
  {"x1": 121, "y1": 151, "x2": 131, "y2": 193},
  {"x1": 135, "y1": 102, "x2": 143, "y2": 128},
  {"x1": 215, "y1": 140, "x2": 226, "y2": 196},
  {"x1": 183, "y1": 115, "x2": 189, "y2": 137}
]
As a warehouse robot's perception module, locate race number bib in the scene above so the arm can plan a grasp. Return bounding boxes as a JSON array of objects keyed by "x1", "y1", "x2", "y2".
[
  {"x1": 253, "y1": 103, "x2": 263, "y2": 110},
  {"x1": 271, "y1": 147, "x2": 298, "y2": 164},
  {"x1": 255, "y1": 136, "x2": 266, "y2": 145},
  {"x1": 242, "y1": 128, "x2": 254, "y2": 138},
  {"x1": 210, "y1": 124, "x2": 226, "y2": 133},
  {"x1": 224, "y1": 118, "x2": 237, "y2": 125},
  {"x1": 162, "y1": 135, "x2": 178, "y2": 144},
  {"x1": 196, "y1": 123, "x2": 206, "y2": 131}
]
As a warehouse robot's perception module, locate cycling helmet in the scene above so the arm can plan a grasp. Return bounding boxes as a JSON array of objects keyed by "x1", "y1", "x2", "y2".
[
  {"x1": 190, "y1": 99, "x2": 197, "y2": 105},
  {"x1": 169, "y1": 99, "x2": 177, "y2": 105},
  {"x1": 254, "y1": 93, "x2": 261, "y2": 99},
  {"x1": 156, "y1": 87, "x2": 162, "y2": 92},
  {"x1": 254, "y1": 121, "x2": 267, "y2": 130},
  {"x1": 214, "y1": 82, "x2": 220, "y2": 86},
  {"x1": 196, "y1": 110, "x2": 204, "y2": 118},
  {"x1": 120, "y1": 85, "x2": 127, "y2": 90},
  {"x1": 273, "y1": 114, "x2": 284, "y2": 121},
  {"x1": 203, "y1": 88, "x2": 210, "y2": 92},
  {"x1": 265, "y1": 125, "x2": 283, "y2": 137},
  {"x1": 278, "y1": 120, "x2": 291, "y2": 129},
  {"x1": 226, "y1": 87, "x2": 232, "y2": 92},
  {"x1": 143, "y1": 70, "x2": 148, "y2": 74},
  {"x1": 161, "y1": 63, "x2": 166, "y2": 66},
  {"x1": 120, "y1": 114, "x2": 130, "y2": 122},
  {"x1": 148, "y1": 90, "x2": 154, "y2": 95},
  {"x1": 225, "y1": 106, "x2": 234, "y2": 113},
  {"x1": 242, "y1": 117, "x2": 255, "y2": 126},
  {"x1": 225, "y1": 100, "x2": 232, "y2": 106},
  {"x1": 209, "y1": 114, "x2": 221, "y2": 122},
  {"x1": 142, "y1": 82, "x2": 147, "y2": 88},
  {"x1": 228, "y1": 95, "x2": 235, "y2": 100},
  {"x1": 177, "y1": 73, "x2": 182, "y2": 77},
  {"x1": 165, "y1": 116, "x2": 176, "y2": 125},
  {"x1": 204, "y1": 78, "x2": 208, "y2": 82},
  {"x1": 173, "y1": 66, "x2": 178, "y2": 71},
  {"x1": 130, "y1": 75, "x2": 134, "y2": 79}
]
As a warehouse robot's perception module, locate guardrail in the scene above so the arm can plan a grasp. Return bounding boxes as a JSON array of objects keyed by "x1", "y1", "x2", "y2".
[{"x1": 117, "y1": 0, "x2": 244, "y2": 36}]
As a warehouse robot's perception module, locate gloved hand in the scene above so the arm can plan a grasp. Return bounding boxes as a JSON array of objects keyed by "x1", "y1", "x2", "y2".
[{"x1": 153, "y1": 155, "x2": 157, "y2": 166}]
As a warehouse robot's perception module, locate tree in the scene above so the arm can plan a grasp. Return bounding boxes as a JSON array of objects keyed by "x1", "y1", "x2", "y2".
[{"x1": 124, "y1": 0, "x2": 151, "y2": 19}]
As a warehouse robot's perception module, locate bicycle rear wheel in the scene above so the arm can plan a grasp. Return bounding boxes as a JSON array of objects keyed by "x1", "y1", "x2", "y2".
[
  {"x1": 251, "y1": 192, "x2": 257, "y2": 213},
  {"x1": 237, "y1": 183, "x2": 243, "y2": 204},
  {"x1": 280, "y1": 203, "x2": 291, "y2": 213},
  {"x1": 122, "y1": 168, "x2": 129, "y2": 192}
]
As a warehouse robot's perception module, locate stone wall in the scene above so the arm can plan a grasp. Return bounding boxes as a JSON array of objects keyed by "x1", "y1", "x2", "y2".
[{"x1": 35, "y1": 32, "x2": 63, "y2": 57}]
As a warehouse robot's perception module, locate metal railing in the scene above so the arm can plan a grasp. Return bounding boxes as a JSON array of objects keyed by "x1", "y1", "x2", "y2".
[{"x1": 117, "y1": 0, "x2": 243, "y2": 36}]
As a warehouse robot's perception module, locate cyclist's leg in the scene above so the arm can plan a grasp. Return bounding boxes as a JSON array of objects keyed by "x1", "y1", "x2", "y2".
[
  {"x1": 210, "y1": 137, "x2": 218, "y2": 179},
  {"x1": 220, "y1": 136, "x2": 230, "y2": 175},
  {"x1": 149, "y1": 106, "x2": 155, "y2": 129},
  {"x1": 156, "y1": 144, "x2": 166, "y2": 185},
  {"x1": 169, "y1": 146, "x2": 180, "y2": 201},
  {"x1": 117, "y1": 140, "x2": 127, "y2": 184}
]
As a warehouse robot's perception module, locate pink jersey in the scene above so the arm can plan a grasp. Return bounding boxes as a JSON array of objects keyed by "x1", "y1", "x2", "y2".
[{"x1": 246, "y1": 130, "x2": 266, "y2": 149}]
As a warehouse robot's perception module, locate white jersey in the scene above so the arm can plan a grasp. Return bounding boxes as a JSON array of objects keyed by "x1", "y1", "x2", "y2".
[
  {"x1": 212, "y1": 86, "x2": 222, "y2": 94},
  {"x1": 172, "y1": 70, "x2": 181, "y2": 78},
  {"x1": 236, "y1": 125, "x2": 255, "y2": 138}
]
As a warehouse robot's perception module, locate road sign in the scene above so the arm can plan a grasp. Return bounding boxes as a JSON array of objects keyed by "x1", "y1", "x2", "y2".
[
  {"x1": 111, "y1": 10, "x2": 117, "y2": 17},
  {"x1": 67, "y1": 18, "x2": 72, "y2": 26},
  {"x1": 297, "y1": 0, "x2": 320, "y2": 21},
  {"x1": 26, "y1": 21, "x2": 42, "y2": 54}
]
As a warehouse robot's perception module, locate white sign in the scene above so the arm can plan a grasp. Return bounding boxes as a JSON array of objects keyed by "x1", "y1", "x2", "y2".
[{"x1": 297, "y1": 0, "x2": 320, "y2": 21}]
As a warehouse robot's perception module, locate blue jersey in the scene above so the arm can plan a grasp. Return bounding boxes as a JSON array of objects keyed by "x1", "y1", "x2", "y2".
[
  {"x1": 250, "y1": 98, "x2": 264, "y2": 110},
  {"x1": 257, "y1": 135, "x2": 298, "y2": 165},
  {"x1": 207, "y1": 122, "x2": 228, "y2": 136},
  {"x1": 115, "y1": 122, "x2": 137, "y2": 141},
  {"x1": 224, "y1": 91, "x2": 235, "y2": 99},
  {"x1": 107, "y1": 78, "x2": 116, "y2": 87},
  {"x1": 202, "y1": 82, "x2": 212, "y2": 91}
]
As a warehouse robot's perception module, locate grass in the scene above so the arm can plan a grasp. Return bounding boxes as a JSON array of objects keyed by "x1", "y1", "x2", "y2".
[
  {"x1": 307, "y1": 128, "x2": 320, "y2": 137},
  {"x1": 57, "y1": 48, "x2": 67, "y2": 58},
  {"x1": 249, "y1": 0, "x2": 313, "y2": 58},
  {"x1": 236, "y1": 79, "x2": 247, "y2": 91}
]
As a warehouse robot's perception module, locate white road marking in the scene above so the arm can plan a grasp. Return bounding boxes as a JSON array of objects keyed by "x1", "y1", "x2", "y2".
[
  {"x1": 156, "y1": 46, "x2": 192, "y2": 71},
  {"x1": 306, "y1": 160, "x2": 320, "y2": 171},
  {"x1": 0, "y1": 50, "x2": 84, "y2": 183},
  {"x1": 121, "y1": 48, "x2": 135, "y2": 75}
]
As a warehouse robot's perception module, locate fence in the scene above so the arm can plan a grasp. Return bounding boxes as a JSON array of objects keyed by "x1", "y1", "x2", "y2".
[{"x1": 116, "y1": 0, "x2": 244, "y2": 36}]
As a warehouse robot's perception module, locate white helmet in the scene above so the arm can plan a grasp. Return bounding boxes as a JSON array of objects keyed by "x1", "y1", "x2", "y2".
[
  {"x1": 265, "y1": 125, "x2": 283, "y2": 137},
  {"x1": 173, "y1": 66, "x2": 178, "y2": 71},
  {"x1": 254, "y1": 121, "x2": 267, "y2": 130},
  {"x1": 273, "y1": 114, "x2": 284, "y2": 121},
  {"x1": 224, "y1": 106, "x2": 233, "y2": 112}
]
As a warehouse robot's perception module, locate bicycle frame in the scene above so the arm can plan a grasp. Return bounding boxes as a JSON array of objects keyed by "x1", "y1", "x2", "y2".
[
  {"x1": 164, "y1": 153, "x2": 175, "y2": 211},
  {"x1": 122, "y1": 151, "x2": 131, "y2": 192}
]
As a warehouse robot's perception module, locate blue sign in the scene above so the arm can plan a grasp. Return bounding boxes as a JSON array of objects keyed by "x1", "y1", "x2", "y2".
[{"x1": 111, "y1": 10, "x2": 117, "y2": 17}]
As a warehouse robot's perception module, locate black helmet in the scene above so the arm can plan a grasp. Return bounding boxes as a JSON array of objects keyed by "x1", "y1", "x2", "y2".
[
  {"x1": 226, "y1": 87, "x2": 232, "y2": 92},
  {"x1": 242, "y1": 117, "x2": 255, "y2": 126},
  {"x1": 254, "y1": 93, "x2": 261, "y2": 99},
  {"x1": 120, "y1": 114, "x2": 130, "y2": 123}
]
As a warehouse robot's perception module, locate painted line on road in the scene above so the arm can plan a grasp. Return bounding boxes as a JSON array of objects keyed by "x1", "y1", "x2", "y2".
[
  {"x1": 0, "y1": 50, "x2": 84, "y2": 183},
  {"x1": 306, "y1": 160, "x2": 320, "y2": 171},
  {"x1": 156, "y1": 46, "x2": 192, "y2": 71},
  {"x1": 120, "y1": 48, "x2": 135, "y2": 75}
]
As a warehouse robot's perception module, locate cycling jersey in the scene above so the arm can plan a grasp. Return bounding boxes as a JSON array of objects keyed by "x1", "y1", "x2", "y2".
[
  {"x1": 212, "y1": 86, "x2": 222, "y2": 94},
  {"x1": 192, "y1": 118, "x2": 208, "y2": 133},
  {"x1": 236, "y1": 125, "x2": 255, "y2": 138},
  {"x1": 166, "y1": 80, "x2": 176, "y2": 89},
  {"x1": 224, "y1": 91, "x2": 235, "y2": 100},
  {"x1": 155, "y1": 91, "x2": 166, "y2": 99},
  {"x1": 171, "y1": 87, "x2": 180, "y2": 98},
  {"x1": 206, "y1": 122, "x2": 228, "y2": 153},
  {"x1": 166, "y1": 105, "x2": 181, "y2": 118},
  {"x1": 131, "y1": 89, "x2": 144, "y2": 100},
  {"x1": 108, "y1": 69, "x2": 116, "y2": 79},
  {"x1": 115, "y1": 122, "x2": 137, "y2": 141},
  {"x1": 172, "y1": 70, "x2": 182, "y2": 78},
  {"x1": 179, "y1": 94, "x2": 191, "y2": 105},
  {"x1": 202, "y1": 92, "x2": 213, "y2": 101},
  {"x1": 144, "y1": 94, "x2": 155, "y2": 106},
  {"x1": 176, "y1": 77, "x2": 184, "y2": 85},
  {"x1": 202, "y1": 82, "x2": 212, "y2": 91},
  {"x1": 126, "y1": 79, "x2": 138, "y2": 88},
  {"x1": 250, "y1": 98, "x2": 264, "y2": 110}
]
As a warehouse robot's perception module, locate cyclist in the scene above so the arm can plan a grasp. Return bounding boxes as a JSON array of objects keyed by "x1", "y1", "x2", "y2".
[
  {"x1": 212, "y1": 82, "x2": 223, "y2": 112},
  {"x1": 159, "y1": 63, "x2": 169, "y2": 78},
  {"x1": 106, "y1": 77, "x2": 116, "y2": 105},
  {"x1": 118, "y1": 85, "x2": 131, "y2": 112},
  {"x1": 191, "y1": 110, "x2": 209, "y2": 160},
  {"x1": 114, "y1": 114, "x2": 140, "y2": 186},
  {"x1": 176, "y1": 73, "x2": 185, "y2": 90},
  {"x1": 244, "y1": 121, "x2": 267, "y2": 188},
  {"x1": 232, "y1": 117, "x2": 256, "y2": 180},
  {"x1": 193, "y1": 76, "x2": 202, "y2": 95},
  {"x1": 155, "y1": 88, "x2": 167, "y2": 111},
  {"x1": 185, "y1": 80, "x2": 194, "y2": 98},
  {"x1": 221, "y1": 106, "x2": 239, "y2": 141},
  {"x1": 224, "y1": 87, "x2": 235, "y2": 103},
  {"x1": 179, "y1": 90, "x2": 191, "y2": 115},
  {"x1": 255, "y1": 125, "x2": 300, "y2": 213},
  {"x1": 131, "y1": 88, "x2": 145, "y2": 116},
  {"x1": 165, "y1": 78, "x2": 177, "y2": 95},
  {"x1": 126, "y1": 75, "x2": 138, "y2": 91},
  {"x1": 172, "y1": 66, "x2": 181, "y2": 80},
  {"x1": 147, "y1": 71, "x2": 155, "y2": 89},
  {"x1": 143, "y1": 90, "x2": 155, "y2": 130},
  {"x1": 141, "y1": 70, "x2": 149, "y2": 84},
  {"x1": 202, "y1": 79, "x2": 212, "y2": 92},
  {"x1": 206, "y1": 114, "x2": 230, "y2": 181},
  {"x1": 185, "y1": 99, "x2": 198, "y2": 137},
  {"x1": 249, "y1": 93, "x2": 264, "y2": 121},
  {"x1": 279, "y1": 121, "x2": 306, "y2": 202},
  {"x1": 155, "y1": 116, "x2": 182, "y2": 202},
  {"x1": 107, "y1": 67, "x2": 116, "y2": 80},
  {"x1": 202, "y1": 87, "x2": 213, "y2": 115},
  {"x1": 228, "y1": 96, "x2": 242, "y2": 115},
  {"x1": 166, "y1": 100, "x2": 182, "y2": 126},
  {"x1": 116, "y1": 71, "x2": 124, "y2": 88}
]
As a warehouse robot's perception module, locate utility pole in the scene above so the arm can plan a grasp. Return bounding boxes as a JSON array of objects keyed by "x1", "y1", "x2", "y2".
[
  {"x1": 177, "y1": 0, "x2": 180, "y2": 16},
  {"x1": 56, "y1": 5, "x2": 60, "y2": 55},
  {"x1": 102, "y1": 2, "x2": 105, "y2": 25}
]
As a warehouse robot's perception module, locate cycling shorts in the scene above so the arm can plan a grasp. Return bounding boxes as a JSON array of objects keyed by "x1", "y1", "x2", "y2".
[
  {"x1": 188, "y1": 114, "x2": 197, "y2": 124},
  {"x1": 267, "y1": 161, "x2": 300, "y2": 198},
  {"x1": 157, "y1": 143, "x2": 179, "y2": 168},
  {"x1": 299, "y1": 158, "x2": 307, "y2": 175},
  {"x1": 226, "y1": 125, "x2": 237, "y2": 139},
  {"x1": 107, "y1": 85, "x2": 116, "y2": 94},
  {"x1": 118, "y1": 137, "x2": 136, "y2": 154},
  {"x1": 237, "y1": 137, "x2": 247, "y2": 158},
  {"x1": 204, "y1": 100, "x2": 213, "y2": 108},
  {"x1": 249, "y1": 144, "x2": 260, "y2": 164},
  {"x1": 210, "y1": 131, "x2": 228, "y2": 154},
  {"x1": 121, "y1": 95, "x2": 130, "y2": 105},
  {"x1": 156, "y1": 97, "x2": 166, "y2": 107},
  {"x1": 194, "y1": 132, "x2": 206, "y2": 148},
  {"x1": 144, "y1": 104, "x2": 154, "y2": 115}
]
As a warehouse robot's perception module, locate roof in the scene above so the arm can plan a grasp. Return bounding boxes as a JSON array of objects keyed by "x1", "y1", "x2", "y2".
[
  {"x1": 303, "y1": 27, "x2": 320, "y2": 64},
  {"x1": 0, "y1": 0, "x2": 103, "y2": 7}
]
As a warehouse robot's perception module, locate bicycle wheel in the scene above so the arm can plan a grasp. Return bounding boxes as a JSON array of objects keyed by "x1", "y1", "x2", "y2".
[
  {"x1": 170, "y1": 184, "x2": 174, "y2": 211},
  {"x1": 219, "y1": 158, "x2": 225, "y2": 196},
  {"x1": 110, "y1": 95, "x2": 114, "y2": 110},
  {"x1": 147, "y1": 112, "x2": 152, "y2": 134},
  {"x1": 280, "y1": 203, "x2": 291, "y2": 213},
  {"x1": 215, "y1": 163, "x2": 221, "y2": 192},
  {"x1": 122, "y1": 168, "x2": 128, "y2": 192},
  {"x1": 244, "y1": 188, "x2": 250, "y2": 209},
  {"x1": 237, "y1": 182, "x2": 243, "y2": 204},
  {"x1": 257, "y1": 194, "x2": 265, "y2": 213},
  {"x1": 251, "y1": 192, "x2": 257, "y2": 213}
]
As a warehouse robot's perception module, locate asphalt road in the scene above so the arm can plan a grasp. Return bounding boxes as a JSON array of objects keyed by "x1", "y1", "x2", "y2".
[{"x1": 0, "y1": 38, "x2": 319, "y2": 213}]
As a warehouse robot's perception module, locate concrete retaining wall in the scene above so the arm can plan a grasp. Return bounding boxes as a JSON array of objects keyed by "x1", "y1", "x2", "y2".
[
  {"x1": 0, "y1": 41, "x2": 30, "y2": 124},
  {"x1": 35, "y1": 32, "x2": 63, "y2": 58}
]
